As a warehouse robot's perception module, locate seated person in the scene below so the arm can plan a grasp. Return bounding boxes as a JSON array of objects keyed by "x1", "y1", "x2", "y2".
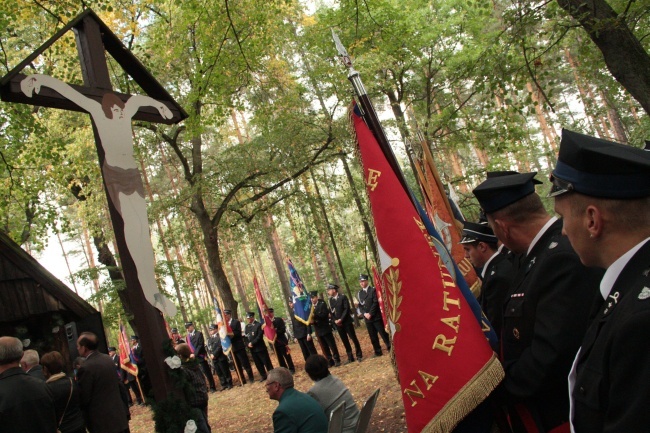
[
  {"x1": 265, "y1": 367, "x2": 328, "y2": 433},
  {"x1": 305, "y1": 354, "x2": 360, "y2": 433}
]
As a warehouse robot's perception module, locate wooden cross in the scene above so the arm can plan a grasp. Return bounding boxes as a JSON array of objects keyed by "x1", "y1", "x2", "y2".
[{"x1": 1, "y1": 9, "x2": 187, "y2": 402}]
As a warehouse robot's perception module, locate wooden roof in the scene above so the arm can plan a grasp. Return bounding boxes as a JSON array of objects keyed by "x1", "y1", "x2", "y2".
[{"x1": 0, "y1": 231, "x2": 98, "y2": 322}]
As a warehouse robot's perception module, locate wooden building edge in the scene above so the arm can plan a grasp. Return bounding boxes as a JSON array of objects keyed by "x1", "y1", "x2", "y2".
[{"x1": 0, "y1": 231, "x2": 107, "y2": 370}]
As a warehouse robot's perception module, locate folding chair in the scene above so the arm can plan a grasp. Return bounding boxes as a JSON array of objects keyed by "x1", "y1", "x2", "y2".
[
  {"x1": 327, "y1": 400, "x2": 346, "y2": 433},
  {"x1": 354, "y1": 388, "x2": 380, "y2": 433}
]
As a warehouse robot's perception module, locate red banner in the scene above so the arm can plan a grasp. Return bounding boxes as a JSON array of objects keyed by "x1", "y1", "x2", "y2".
[
  {"x1": 352, "y1": 109, "x2": 503, "y2": 432},
  {"x1": 254, "y1": 277, "x2": 277, "y2": 344},
  {"x1": 119, "y1": 322, "x2": 138, "y2": 377}
]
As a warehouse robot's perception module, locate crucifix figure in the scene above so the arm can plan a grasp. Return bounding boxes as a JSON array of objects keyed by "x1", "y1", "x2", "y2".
[
  {"x1": 21, "y1": 74, "x2": 177, "y2": 317},
  {"x1": 1, "y1": 9, "x2": 189, "y2": 402}
]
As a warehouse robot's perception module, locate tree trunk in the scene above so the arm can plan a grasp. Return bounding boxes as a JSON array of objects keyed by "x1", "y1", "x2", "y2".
[
  {"x1": 556, "y1": 0, "x2": 650, "y2": 115},
  {"x1": 339, "y1": 154, "x2": 378, "y2": 265},
  {"x1": 263, "y1": 213, "x2": 293, "y2": 314}
]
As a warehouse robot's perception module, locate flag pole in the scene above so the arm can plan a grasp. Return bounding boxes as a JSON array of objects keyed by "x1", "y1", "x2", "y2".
[{"x1": 332, "y1": 30, "x2": 414, "y2": 207}]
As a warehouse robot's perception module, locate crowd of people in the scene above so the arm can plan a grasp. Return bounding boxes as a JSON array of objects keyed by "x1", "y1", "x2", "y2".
[{"x1": 1, "y1": 130, "x2": 648, "y2": 433}]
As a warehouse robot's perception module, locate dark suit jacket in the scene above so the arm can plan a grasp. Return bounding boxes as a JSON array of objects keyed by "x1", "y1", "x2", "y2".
[
  {"x1": 500, "y1": 219, "x2": 602, "y2": 432},
  {"x1": 329, "y1": 294, "x2": 352, "y2": 326},
  {"x1": 311, "y1": 300, "x2": 333, "y2": 337},
  {"x1": 27, "y1": 364, "x2": 46, "y2": 381},
  {"x1": 229, "y1": 319, "x2": 246, "y2": 351},
  {"x1": 0, "y1": 366, "x2": 57, "y2": 433},
  {"x1": 478, "y1": 249, "x2": 514, "y2": 337},
  {"x1": 357, "y1": 286, "x2": 381, "y2": 322},
  {"x1": 77, "y1": 351, "x2": 129, "y2": 433},
  {"x1": 572, "y1": 240, "x2": 650, "y2": 432}
]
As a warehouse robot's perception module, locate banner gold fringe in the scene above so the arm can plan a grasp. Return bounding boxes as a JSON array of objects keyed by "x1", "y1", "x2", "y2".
[{"x1": 422, "y1": 353, "x2": 505, "y2": 433}]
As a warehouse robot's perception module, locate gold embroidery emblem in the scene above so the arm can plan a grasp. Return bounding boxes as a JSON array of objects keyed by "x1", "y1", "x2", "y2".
[
  {"x1": 366, "y1": 169, "x2": 381, "y2": 191},
  {"x1": 385, "y1": 267, "x2": 403, "y2": 333}
]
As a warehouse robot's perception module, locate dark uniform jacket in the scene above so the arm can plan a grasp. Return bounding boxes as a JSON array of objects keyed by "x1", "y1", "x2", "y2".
[
  {"x1": 312, "y1": 299, "x2": 333, "y2": 337},
  {"x1": 207, "y1": 334, "x2": 227, "y2": 361},
  {"x1": 358, "y1": 286, "x2": 381, "y2": 323},
  {"x1": 0, "y1": 366, "x2": 57, "y2": 433},
  {"x1": 572, "y1": 240, "x2": 650, "y2": 433},
  {"x1": 77, "y1": 351, "x2": 129, "y2": 433},
  {"x1": 478, "y1": 249, "x2": 515, "y2": 337},
  {"x1": 329, "y1": 294, "x2": 353, "y2": 326},
  {"x1": 187, "y1": 330, "x2": 207, "y2": 359},
  {"x1": 229, "y1": 319, "x2": 246, "y2": 351},
  {"x1": 245, "y1": 320, "x2": 267, "y2": 352},
  {"x1": 500, "y1": 219, "x2": 601, "y2": 432},
  {"x1": 291, "y1": 315, "x2": 314, "y2": 340},
  {"x1": 272, "y1": 316, "x2": 289, "y2": 345}
]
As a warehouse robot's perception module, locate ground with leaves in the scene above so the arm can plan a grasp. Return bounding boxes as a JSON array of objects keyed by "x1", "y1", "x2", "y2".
[{"x1": 128, "y1": 331, "x2": 407, "y2": 432}]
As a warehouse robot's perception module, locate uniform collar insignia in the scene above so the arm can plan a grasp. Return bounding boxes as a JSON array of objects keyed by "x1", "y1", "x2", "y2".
[{"x1": 639, "y1": 287, "x2": 650, "y2": 300}]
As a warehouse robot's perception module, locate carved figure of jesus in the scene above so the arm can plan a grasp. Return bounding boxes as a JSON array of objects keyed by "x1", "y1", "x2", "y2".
[{"x1": 21, "y1": 74, "x2": 177, "y2": 317}]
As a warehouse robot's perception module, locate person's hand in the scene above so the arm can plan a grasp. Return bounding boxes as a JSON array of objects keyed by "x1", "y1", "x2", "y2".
[
  {"x1": 335, "y1": 319, "x2": 342, "y2": 325},
  {"x1": 20, "y1": 76, "x2": 40, "y2": 97},
  {"x1": 157, "y1": 103, "x2": 172, "y2": 119},
  {"x1": 306, "y1": 334, "x2": 312, "y2": 341},
  {"x1": 189, "y1": 353, "x2": 195, "y2": 359},
  {"x1": 364, "y1": 313, "x2": 371, "y2": 320},
  {"x1": 248, "y1": 343, "x2": 253, "y2": 348}
]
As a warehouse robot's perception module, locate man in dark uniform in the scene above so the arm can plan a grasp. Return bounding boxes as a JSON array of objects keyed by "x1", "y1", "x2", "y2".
[
  {"x1": 310, "y1": 291, "x2": 342, "y2": 367},
  {"x1": 460, "y1": 221, "x2": 514, "y2": 337},
  {"x1": 170, "y1": 328, "x2": 184, "y2": 346},
  {"x1": 357, "y1": 274, "x2": 391, "y2": 357},
  {"x1": 266, "y1": 308, "x2": 295, "y2": 373},
  {"x1": 550, "y1": 129, "x2": 650, "y2": 432},
  {"x1": 224, "y1": 309, "x2": 255, "y2": 385},
  {"x1": 206, "y1": 324, "x2": 233, "y2": 390},
  {"x1": 288, "y1": 300, "x2": 318, "y2": 362},
  {"x1": 244, "y1": 312, "x2": 274, "y2": 381},
  {"x1": 130, "y1": 335, "x2": 151, "y2": 400},
  {"x1": 473, "y1": 171, "x2": 602, "y2": 433},
  {"x1": 185, "y1": 322, "x2": 217, "y2": 393},
  {"x1": 327, "y1": 283, "x2": 363, "y2": 364}
]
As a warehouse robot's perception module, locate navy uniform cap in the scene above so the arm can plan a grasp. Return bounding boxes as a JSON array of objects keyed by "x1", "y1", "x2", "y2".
[
  {"x1": 359, "y1": 274, "x2": 369, "y2": 281},
  {"x1": 184, "y1": 322, "x2": 193, "y2": 328},
  {"x1": 550, "y1": 129, "x2": 650, "y2": 198},
  {"x1": 473, "y1": 172, "x2": 542, "y2": 214},
  {"x1": 208, "y1": 324, "x2": 217, "y2": 330},
  {"x1": 223, "y1": 309, "x2": 232, "y2": 315},
  {"x1": 309, "y1": 291, "x2": 319, "y2": 297},
  {"x1": 246, "y1": 311, "x2": 255, "y2": 318},
  {"x1": 460, "y1": 221, "x2": 497, "y2": 244},
  {"x1": 108, "y1": 346, "x2": 116, "y2": 352},
  {"x1": 266, "y1": 308, "x2": 274, "y2": 313},
  {"x1": 326, "y1": 283, "x2": 339, "y2": 291},
  {"x1": 130, "y1": 335, "x2": 138, "y2": 341},
  {"x1": 171, "y1": 328, "x2": 179, "y2": 333}
]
